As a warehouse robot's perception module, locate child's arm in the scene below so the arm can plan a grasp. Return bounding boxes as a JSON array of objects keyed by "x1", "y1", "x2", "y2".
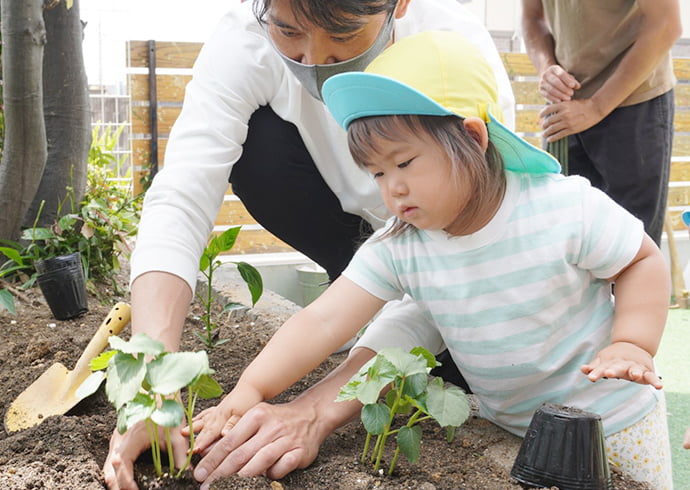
[
  {"x1": 581, "y1": 234, "x2": 669, "y2": 389},
  {"x1": 192, "y1": 276, "x2": 387, "y2": 450}
]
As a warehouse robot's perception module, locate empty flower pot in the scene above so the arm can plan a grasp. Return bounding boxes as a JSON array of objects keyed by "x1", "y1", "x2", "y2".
[
  {"x1": 510, "y1": 403, "x2": 612, "y2": 490},
  {"x1": 35, "y1": 252, "x2": 89, "y2": 321}
]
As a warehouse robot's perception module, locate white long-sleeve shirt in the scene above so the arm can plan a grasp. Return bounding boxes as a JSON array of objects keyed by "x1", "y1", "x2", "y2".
[{"x1": 130, "y1": 0, "x2": 516, "y2": 292}]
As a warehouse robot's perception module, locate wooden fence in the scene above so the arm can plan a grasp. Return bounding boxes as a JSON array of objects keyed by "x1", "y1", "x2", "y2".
[{"x1": 127, "y1": 40, "x2": 690, "y2": 255}]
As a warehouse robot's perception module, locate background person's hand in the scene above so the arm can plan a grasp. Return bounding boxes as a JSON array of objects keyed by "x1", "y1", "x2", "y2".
[
  {"x1": 581, "y1": 341, "x2": 663, "y2": 389},
  {"x1": 539, "y1": 98, "x2": 605, "y2": 143},
  {"x1": 103, "y1": 422, "x2": 188, "y2": 490},
  {"x1": 684, "y1": 427, "x2": 690, "y2": 449},
  {"x1": 537, "y1": 64, "x2": 580, "y2": 103}
]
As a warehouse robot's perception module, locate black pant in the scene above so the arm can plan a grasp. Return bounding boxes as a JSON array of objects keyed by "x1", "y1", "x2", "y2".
[
  {"x1": 230, "y1": 105, "x2": 372, "y2": 281},
  {"x1": 230, "y1": 105, "x2": 470, "y2": 392},
  {"x1": 567, "y1": 90, "x2": 674, "y2": 245}
]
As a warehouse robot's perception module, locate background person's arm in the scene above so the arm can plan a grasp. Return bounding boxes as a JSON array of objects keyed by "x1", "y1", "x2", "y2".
[
  {"x1": 535, "y1": 0, "x2": 682, "y2": 142},
  {"x1": 521, "y1": 0, "x2": 579, "y2": 103}
]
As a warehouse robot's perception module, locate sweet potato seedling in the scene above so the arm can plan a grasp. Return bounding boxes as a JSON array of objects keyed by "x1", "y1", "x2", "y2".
[
  {"x1": 197, "y1": 226, "x2": 263, "y2": 347},
  {"x1": 76, "y1": 333, "x2": 223, "y2": 478},
  {"x1": 337, "y1": 347, "x2": 470, "y2": 475}
]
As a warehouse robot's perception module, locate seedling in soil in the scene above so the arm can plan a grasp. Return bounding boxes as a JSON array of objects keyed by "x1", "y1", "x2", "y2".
[
  {"x1": 197, "y1": 226, "x2": 263, "y2": 347},
  {"x1": 76, "y1": 333, "x2": 223, "y2": 478},
  {"x1": 337, "y1": 346, "x2": 470, "y2": 475}
]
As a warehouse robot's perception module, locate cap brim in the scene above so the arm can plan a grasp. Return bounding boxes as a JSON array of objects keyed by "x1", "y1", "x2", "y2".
[
  {"x1": 487, "y1": 113, "x2": 561, "y2": 174},
  {"x1": 323, "y1": 72, "x2": 561, "y2": 175},
  {"x1": 322, "y1": 72, "x2": 453, "y2": 129}
]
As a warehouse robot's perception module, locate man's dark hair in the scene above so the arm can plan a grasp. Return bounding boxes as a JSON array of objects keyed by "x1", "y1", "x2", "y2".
[{"x1": 253, "y1": 0, "x2": 397, "y2": 33}]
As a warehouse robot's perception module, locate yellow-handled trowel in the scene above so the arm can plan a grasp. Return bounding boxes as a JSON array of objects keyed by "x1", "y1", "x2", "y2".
[{"x1": 4, "y1": 302, "x2": 131, "y2": 432}]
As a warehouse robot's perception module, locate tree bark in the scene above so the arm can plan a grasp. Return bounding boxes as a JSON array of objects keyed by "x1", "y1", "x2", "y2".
[
  {"x1": 0, "y1": 0, "x2": 47, "y2": 240},
  {"x1": 23, "y1": 0, "x2": 90, "y2": 227}
]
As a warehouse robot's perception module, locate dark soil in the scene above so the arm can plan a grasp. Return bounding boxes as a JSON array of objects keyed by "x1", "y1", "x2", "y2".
[{"x1": 0, "y1": 265, "x2": 650, "y2": 489}]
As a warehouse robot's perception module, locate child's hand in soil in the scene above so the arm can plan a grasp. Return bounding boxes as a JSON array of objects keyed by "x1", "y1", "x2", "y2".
[
  {"x1": 581, "y1": 341, "x2": 663, "y2": 389},
  {"x1": 104, "y1": 423, "x2": 188, "y2": 490}
]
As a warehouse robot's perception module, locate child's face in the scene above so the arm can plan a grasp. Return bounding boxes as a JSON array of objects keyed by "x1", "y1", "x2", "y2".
[{"x1": 363, "y1": 133, "x2": 473, "y2": 233}]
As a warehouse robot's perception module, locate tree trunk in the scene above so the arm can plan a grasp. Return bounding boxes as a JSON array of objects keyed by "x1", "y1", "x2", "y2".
[
  {"x1": 0, "y1": 0, "x2": 47, "y2": 240},
  {"x1": 23, "y1": 0, "x2": 91, "y2": 227}
]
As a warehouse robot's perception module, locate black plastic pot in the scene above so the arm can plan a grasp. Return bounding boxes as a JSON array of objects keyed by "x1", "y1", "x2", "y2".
[
  {"x1": 511, "y1": 403, "x2": 612, "y2": 490},
  {"x1": 35, "y1": 252, "x2": 89, "y2": 320}
]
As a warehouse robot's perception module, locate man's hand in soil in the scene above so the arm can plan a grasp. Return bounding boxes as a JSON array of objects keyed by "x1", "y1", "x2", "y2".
[
  {"x1": 187, "y1": 347, "x2": 373, "y2": 489},
  {"x1": 190, "y1": 400, "x2": 325, "y2": 489},
  {"x1": 103, "y1": 422, "x2": 188, "y2": 490}
]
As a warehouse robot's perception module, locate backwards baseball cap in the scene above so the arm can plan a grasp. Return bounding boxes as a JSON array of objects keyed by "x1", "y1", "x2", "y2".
[{"x1": 322, "y1": 31, "x2": 560, "y2": 175}]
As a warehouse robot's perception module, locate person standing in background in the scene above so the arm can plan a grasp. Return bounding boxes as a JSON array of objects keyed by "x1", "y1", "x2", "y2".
[{"x1": 521, "y1": 0, "x2": 681, "y2": 245}]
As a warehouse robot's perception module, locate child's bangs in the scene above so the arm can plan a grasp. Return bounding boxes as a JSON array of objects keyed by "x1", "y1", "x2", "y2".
[{"x1": 348, "y1": 115, "x2": 426, "y2": 167}]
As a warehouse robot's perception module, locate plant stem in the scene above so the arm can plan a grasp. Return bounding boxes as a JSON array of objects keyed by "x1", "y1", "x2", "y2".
[
  {"x1": 146, "y1": 420, "x2": 162, "y2": 476},
  {"x1": 374, "y1": 381, "x2": 404, "y2": 472},
  {"x1": 388, "y1": 447, "x2": 400, "y2": 476},
  {"x1": 165, "y1": 427, "x2": 175, "y2": 475},
  {"x1": 177, "y1": 391, "x2": 199, "y2": 477},
  {"x1": 204, "y1": 262, "x2": 214, "y2": 345},
  {"x1": 362, "y1": 432, "x2": 372, "y2": 464},
  {"x1": 371, "y1": 434, "x2": 382, "y2": 464},
  {"x1": 387, "y1": 409, "x2": 425, "y2": 475}
]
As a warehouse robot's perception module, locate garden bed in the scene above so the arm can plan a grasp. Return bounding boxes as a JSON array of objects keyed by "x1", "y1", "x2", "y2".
[{"x1": 0, "y1": 267, "x2": 650, "y2": 489}]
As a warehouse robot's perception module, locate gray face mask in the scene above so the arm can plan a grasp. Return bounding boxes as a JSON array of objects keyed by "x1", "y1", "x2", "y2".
[{"x1": 272, "y1": 8, "x2": 396, "y2": 102}]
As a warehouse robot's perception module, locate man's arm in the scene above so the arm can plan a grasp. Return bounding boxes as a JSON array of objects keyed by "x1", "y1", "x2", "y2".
[
  {"x1": 103, "y1": 271, "x2": 194, "y2": 490},
  {"x1": 130, "y1": 271, "x2": 193, "y2": 351},
  {"x1": 536, "y1": 0, "x2": 682, "y2": 141},
  {"x1": 521, "y1": 0, "x2": 579, "y2": 103}
]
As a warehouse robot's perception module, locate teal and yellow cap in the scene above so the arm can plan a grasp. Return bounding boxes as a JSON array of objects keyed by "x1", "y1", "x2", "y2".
[{"x1": 322, "y1": 31, "x2": 560, "y2": 174}]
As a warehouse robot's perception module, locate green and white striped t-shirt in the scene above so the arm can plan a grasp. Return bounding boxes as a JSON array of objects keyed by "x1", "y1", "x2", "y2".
[{"x1": 344, "y1": 171, "x2": 660, "y2": 437}]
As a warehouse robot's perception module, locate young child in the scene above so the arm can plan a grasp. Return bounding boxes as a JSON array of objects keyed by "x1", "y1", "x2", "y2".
[{"x1": 194, "y1": 31, "x2": 672, "y2": 488}]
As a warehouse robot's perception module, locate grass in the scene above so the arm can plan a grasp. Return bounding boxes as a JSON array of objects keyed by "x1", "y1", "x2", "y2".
[{"x1": 656, "y1": 308, "x2": 690, "y2": 488}]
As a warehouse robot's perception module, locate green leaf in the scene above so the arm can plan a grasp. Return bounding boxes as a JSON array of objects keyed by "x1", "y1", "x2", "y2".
[
  {"x1": 401, "y1": 372, "x2": 429, "y2": 399},
  {"x1": 426, "y1": 377, "x2": 471, "y2": 428},
  {"x1": 361, "y1": 403, "x2": 390, "y2": 435},
  {"x1": 222, "y1": 302, "x2": 245, "y2": 313},
  {"x1": 397, "y1": 425, "x2": 423, "y2": 463},
  {"x1": 57, "y1": 213, "x2": 78, "y2": 232},
  {"x1": 90, "y1": 350, "x2": 117, "y2": 371},
  {"x1": 0, "y1": 289, "x2": 16, "y2": 315},
  {"x1": 190, "y1": 374, "x2": 223, "y2": 399},
  {"x1": 21, "y1": 227, "x2": 54, "y2": 241},
  {"x1": 236, "y1": 262, "x2": 263, "y2": 306},
  {"x1": 336, "y1": 379, "x2": 361, "y2": 402},
  {"x1": 147, "y1": 351, "x2": 212, "y2": 395},
  {"x1": 109, "y1": 333, "x2": 165, "y2": 357},
  {"x1": 75, "y1": 371, "x2": 106, "y2": 399},
  {"x1": 343, "y1": 355, "x2": 398, "y2": 405},
  {"x1": 0, "y1": 247, "x2": 23, "y2": 265},
  {"x1": 212, "y1": 227, "x2": 241, "y2": 254},
  {"x1": 379, "y1": 347, "x2": 429, "y2": 378},
  {"x1": 199, "y1": 251, "x2": 211, "y2": 272},
  {"x1": 121, "y1": 393, "x2": 156, "y2": 431},
  {"x1": 106, "y1": 352, "x2": 147, "y2": 410},
  {"x1": 410, "y1": 346, "x2": 440, "y2": 369},
  {"x1": 151, "y1": 399, "x2": 185, "y2": 428}
]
